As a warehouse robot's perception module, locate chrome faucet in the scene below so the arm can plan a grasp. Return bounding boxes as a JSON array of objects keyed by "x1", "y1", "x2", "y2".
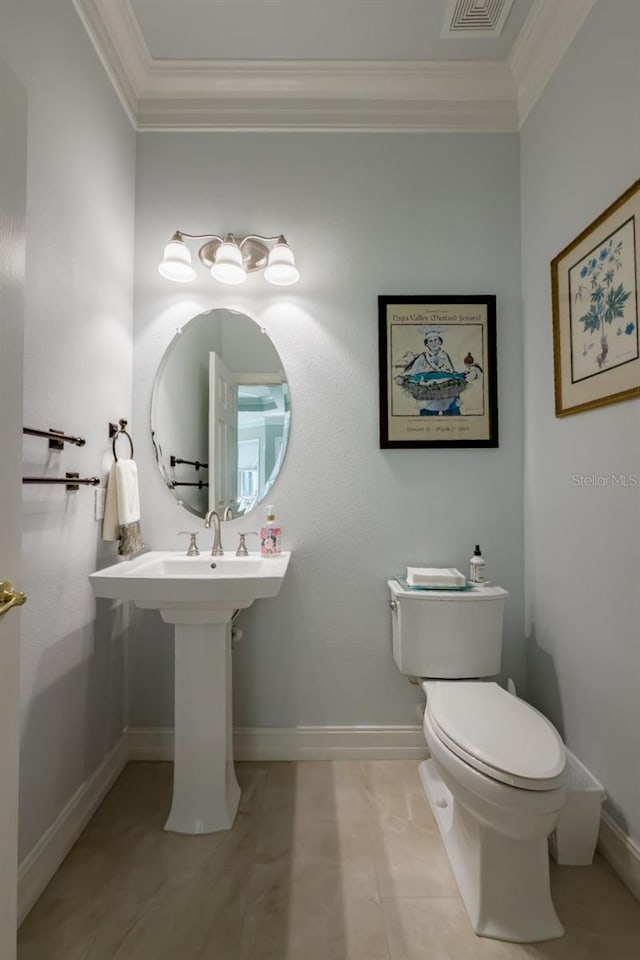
[{"x1": 204, "y1": 509, "x2": 224, "y2": 556}]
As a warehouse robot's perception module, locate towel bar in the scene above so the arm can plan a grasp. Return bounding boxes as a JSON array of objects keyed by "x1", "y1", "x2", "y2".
[
  {"x1": 23, "y1": 473, "x2": 100, "y2": 491},
  {"x1": 168, "y1": 480, "x2": 209, "y2": 489},
  {"x1": 23, "y1": 427, "x2": 86, "y2": 449},
  {"x1": 170, "y1": 456, "x2": 208, "y2": 471}
]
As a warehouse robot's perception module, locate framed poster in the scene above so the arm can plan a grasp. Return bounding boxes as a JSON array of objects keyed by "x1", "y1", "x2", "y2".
[
  {"x1": 378, "y1": 295, "x2": 498, "y2": 448},
  {"x1": 551, "y1": 179, "x2": 640, "y2": 417}
]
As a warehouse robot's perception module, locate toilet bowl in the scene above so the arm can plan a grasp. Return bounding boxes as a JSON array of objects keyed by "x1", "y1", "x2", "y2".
[
  {"x1": 420, "y1": 680, "x2": 566, "y2": 942},
  {"x1": 387, "y1": 579, "x2": 568, "y2": 942}
]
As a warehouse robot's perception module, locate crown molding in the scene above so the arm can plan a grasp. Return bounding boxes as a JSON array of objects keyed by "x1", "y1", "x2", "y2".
[
  {"x1": 134, "y1": 100, "x2": 516, "y2": 134},
  {"x1": 509, "y1": 0, "x2": 598, "y2": 125},
  {"x1": 73, "y1": 0, "x2": 596, "y2": 132},
  {"x1": 73, "y1": 0, "x2": 150, "y2": 126},
  {"x1": 138, "y1": 59, "x2": 518, "y2": 132}
]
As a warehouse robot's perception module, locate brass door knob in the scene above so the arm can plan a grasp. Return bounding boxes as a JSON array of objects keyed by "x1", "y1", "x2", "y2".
[{"x1": 0, "y1": 580, "x2": 27, "y2": 617}]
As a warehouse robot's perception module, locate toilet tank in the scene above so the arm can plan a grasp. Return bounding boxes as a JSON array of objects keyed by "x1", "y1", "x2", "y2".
[{"x1": 388, "y1": 580, "x2": 508, "y2": 678}]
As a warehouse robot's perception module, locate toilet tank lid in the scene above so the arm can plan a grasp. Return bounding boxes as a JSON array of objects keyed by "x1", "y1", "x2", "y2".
[
  {"x1": 388, "y1": 580, "x2": 509, "y2": 601},
  {"x1": 427, "y1": 682, "x2": 566, "y2": 782}
]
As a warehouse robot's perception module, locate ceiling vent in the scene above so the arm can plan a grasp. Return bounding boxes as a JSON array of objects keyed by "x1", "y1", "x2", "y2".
[{"x1": 442, "y1": 0, "x2": 514, "y2": 38}]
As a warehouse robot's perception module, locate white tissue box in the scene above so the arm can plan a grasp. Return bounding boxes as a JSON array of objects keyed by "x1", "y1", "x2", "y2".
[{"x1": 407, "y1": 567, "x2": 466, "y2": 587}]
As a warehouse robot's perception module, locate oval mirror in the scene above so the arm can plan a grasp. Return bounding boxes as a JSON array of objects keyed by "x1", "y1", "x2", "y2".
[{"x1": 151, "y1": 308, "x2": 290, "y2": 520}]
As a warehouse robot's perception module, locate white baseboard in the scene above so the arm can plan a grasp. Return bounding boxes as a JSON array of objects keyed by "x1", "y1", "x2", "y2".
[
  {"x1": 128, "y1": 724, "x2": 428, "y2": 762},
  {"x1": 598, "y1": 812, "x2": 640, "y2": 902},
  {"x1": 17, "y1": 735, "x2": 129, "y2": 925},
  {"x1": 127, "y1": 726, "x2": 174, "y2": 761}
]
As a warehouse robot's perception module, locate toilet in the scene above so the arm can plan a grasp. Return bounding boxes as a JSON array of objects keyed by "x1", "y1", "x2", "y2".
[{"x1": 388, "y1": 579, "x2": 567, "y2": 943}]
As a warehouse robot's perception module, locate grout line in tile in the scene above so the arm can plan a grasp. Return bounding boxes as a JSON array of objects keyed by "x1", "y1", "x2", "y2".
[{"x1": 380, "y1": 894, "x2": 462, "y2": 901}]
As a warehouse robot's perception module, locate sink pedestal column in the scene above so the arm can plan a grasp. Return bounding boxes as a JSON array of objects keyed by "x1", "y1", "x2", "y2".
[{"x1": 163, "y1": 618, "x2": 240, "y2": 834}]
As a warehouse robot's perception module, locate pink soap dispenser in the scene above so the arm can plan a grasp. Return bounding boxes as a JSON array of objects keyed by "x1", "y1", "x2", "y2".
[{"x1": 260, "y1": 505, "x2": 281, "y2": 557}]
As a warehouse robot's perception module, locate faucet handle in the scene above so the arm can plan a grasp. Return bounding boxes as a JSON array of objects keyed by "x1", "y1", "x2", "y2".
[
  {"x1": 236, "y1": 532, "x2": 258, "y2": 556},
  {"x1": 178, "y1": 531, "x2": 200, "y2": 556}
]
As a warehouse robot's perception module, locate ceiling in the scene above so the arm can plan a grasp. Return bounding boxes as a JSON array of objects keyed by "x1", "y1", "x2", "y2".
[
  {"x1": 128, "y1": 0, "x2": 532, "y2": 62},
  {"x1": 73, "y1": 0, "x2": 597, "y2": 131}
]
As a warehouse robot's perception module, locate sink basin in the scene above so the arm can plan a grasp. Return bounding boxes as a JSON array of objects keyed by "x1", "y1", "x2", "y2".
[
  {"x1": 160, "y1": 556, "x2": 266, "y2": 576},
  {"x1": 90, "y1": 550, "x2": 290, "y2": 616},
  {"x1": 89, "y1": 549, "x2": 291, "y2": 835}
]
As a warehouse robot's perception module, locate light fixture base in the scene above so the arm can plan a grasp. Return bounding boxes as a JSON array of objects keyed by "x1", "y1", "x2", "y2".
[{"x1": 198, "y1": 237, "x2": 269, "y2": 273}]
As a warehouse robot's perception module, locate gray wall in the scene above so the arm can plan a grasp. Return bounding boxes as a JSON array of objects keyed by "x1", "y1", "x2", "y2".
[
  {"x1": 521, "y1": 0, "x2": 640, "y2": 843},
  {"x1": 132, "y1": 132, "x2": 524, "y2": 728},
  {"x1": 0, "y1": 0, "x2": 136, "y2": 859}
]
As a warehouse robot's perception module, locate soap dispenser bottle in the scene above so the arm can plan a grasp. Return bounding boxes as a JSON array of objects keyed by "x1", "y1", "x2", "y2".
[
  {"x1": 260, "y1": 505, "x2": 281, "y2": 557},
  {"x1": 469, "y1": 544, "x2": 486, "y2": 584}
]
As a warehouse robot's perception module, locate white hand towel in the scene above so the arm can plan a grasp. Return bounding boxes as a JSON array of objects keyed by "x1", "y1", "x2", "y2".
[
  {"x1": 114, "y1": 459, "x2": 141, "y2": 525},
  {"x1": 102, "y1": 463, "x2": 120, "y2": 541},
  {"x1": 102, "y1": 460, "x2": 144, "y2": 557}
]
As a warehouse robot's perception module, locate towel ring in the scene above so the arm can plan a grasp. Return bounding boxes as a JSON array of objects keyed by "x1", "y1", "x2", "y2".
[{"x1": 109, "y1": 419, "x2": 134, "y2": 461}]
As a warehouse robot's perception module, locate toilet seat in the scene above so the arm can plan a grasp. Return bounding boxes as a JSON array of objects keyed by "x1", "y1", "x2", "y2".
[{"x1": 425, "y1": 682, "x2": 566, "y2": 791}]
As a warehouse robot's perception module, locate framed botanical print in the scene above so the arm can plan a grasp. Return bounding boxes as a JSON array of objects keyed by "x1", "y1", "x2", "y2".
[
  {"x1": 378, "y1": 295, "x2": 498, "y2": 448},
  {"x1": 551, "y1": 179, "x2": 640, "y2": 417}
]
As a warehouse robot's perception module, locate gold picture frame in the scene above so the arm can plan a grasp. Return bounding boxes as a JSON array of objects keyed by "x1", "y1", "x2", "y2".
[{"x1": 551, "y1": 180, "x2": 640, "y2": 417}]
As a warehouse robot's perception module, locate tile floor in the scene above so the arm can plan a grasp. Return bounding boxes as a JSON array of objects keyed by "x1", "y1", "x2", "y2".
[{"x1": 18, "y1": 760, "x2": 640, "y2": 959}]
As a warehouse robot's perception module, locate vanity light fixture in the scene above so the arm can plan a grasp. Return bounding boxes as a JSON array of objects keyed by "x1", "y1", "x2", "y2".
[{"x1": 158, "y1": 231, "x2": 300, "y2": 286}]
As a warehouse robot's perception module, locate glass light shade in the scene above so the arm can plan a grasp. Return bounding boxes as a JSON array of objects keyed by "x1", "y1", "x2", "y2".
[
  {"x1": 264, "y1": 241, "x2": 300, "y2": 286},
  {"x1": 211, "y1": 240, "x2": 247, "y2": 284},
  {"x1": 158, "y1": 237, "x2": 196, "y2": 282}
]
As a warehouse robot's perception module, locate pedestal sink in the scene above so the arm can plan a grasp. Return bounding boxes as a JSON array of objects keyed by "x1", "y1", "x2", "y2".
[{"x1": 90, "y1": 551, "x2": 290, "y2": 834}]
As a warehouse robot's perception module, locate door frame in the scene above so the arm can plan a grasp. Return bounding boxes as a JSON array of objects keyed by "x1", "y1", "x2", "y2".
[{"x1": 0, "y1": 55, "x2": 27, "y2": 959}]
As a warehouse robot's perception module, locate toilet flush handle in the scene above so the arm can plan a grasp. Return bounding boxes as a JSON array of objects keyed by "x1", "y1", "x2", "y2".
[{"x1": 389, "y1": 600, "x2": 397, "y2": 612}]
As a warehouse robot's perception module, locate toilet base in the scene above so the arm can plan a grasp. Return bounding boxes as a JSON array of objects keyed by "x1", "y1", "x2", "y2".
[{"x1": 419, "y1": 759, "x2": 564, "y2": 943}]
